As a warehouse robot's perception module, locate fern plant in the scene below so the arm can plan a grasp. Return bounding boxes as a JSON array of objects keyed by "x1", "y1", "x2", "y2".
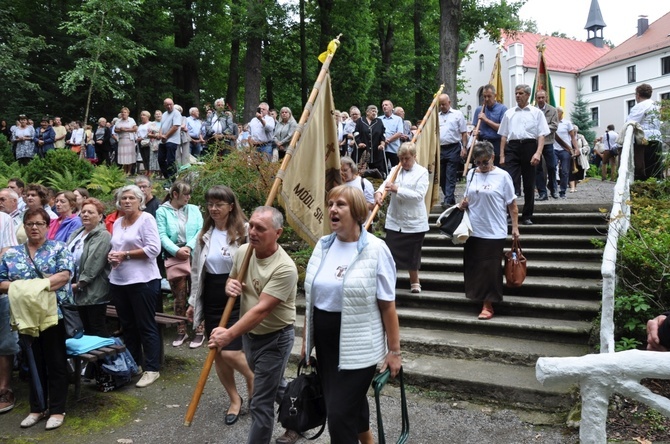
[
  {"x1": 86, "y1": 165, "x2": 128, "y2": 196},
  {"x1": 46, "y1": 169, "x2": 84, "y2": 192}
]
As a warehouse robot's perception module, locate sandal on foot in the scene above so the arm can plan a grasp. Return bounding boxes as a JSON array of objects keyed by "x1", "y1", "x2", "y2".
[
  {"x1": 478, "y1": 308, "x2": 494, "y2": 320},
  {"x1": 410, "y1": 283, "x2": 421, "y2": 294}
]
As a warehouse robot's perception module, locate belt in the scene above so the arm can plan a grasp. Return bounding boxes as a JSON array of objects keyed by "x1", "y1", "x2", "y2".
[
  {"x1": 247, "y1": 323, "x2": 293, "y2": 340},
  {"x1": 440, "y1": 142, "x2": 460, "y2": 149},
  {"x1": 507, "y1": 139, "x2": 536, "y2": 145}
]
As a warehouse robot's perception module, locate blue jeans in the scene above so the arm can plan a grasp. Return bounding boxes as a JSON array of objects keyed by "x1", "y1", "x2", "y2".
[
  {"x1": 257, "y1": 143, "x2": 273, "y2": 161},
  {"x1": 440, "y1": 143, "x2": 462, "y2": 205},
  {"x1": 0, "y1": 296, "x2": 19, "y2": 355},
  {"x1": 554, "y1": 149, "x2": 571, "y2": 196},
  {"x1": 535, "y1": 144, "x2": 557, "y2": 196},
  {"x1": 242, "y1": 325, "x2": 294, "y2": 444},
  {"x1": 111, "y1": 279, "x2": 162, "y2": 372}
]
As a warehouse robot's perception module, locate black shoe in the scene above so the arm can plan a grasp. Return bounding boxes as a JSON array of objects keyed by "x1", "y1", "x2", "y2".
[
  {"x1": 537, "y1": 194, "x2": 548, "y2": 201},
  {"x1": 225, "y1": 396, "x2": 243, "y2": 426},
  {"x1": 521, "y1": 219, "x2": 533, "y2": 226},
  {"x1": 550, "y1": 192, "x2": 558, "y2": 199}
]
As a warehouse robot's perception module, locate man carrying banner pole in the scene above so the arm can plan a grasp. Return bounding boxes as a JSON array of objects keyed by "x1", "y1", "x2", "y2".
[{"x1": 184, "y1": 37, "x2": 343, "y2": 437}]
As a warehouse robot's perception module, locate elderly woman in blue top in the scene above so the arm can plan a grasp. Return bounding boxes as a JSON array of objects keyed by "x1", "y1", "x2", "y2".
[
  {"x1": 156, "y1": 181, "x2": 203, "y2": 348},
  {"x1": 0, "y1": 207, "x2": 74, "y2": 430},
  {"x1": 302, "y1": 185, "x2": 401, "y2": 444},
  {"x1": 374, "y1": 142, "x2": 429, "y2": 294}
]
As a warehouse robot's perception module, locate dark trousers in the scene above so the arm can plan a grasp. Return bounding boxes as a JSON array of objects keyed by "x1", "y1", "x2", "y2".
[
  {"x1": 440, "y1": 143, "x2": 462, "y2": 205},
  {"x1": 139, "y1": 142, "x2": 151, "y2": 173},
  {"x1": 158, "y1": 142, "x2": 178, "y2": 180},
  {"x1": 78, "y1": 304, "x2": 109, "y2": 338},
  {"x1": 242, "y1": 326, "x2": 294, "y2": 444},
  {"x1": 111, "y1": 279, "x2": 161, "y2": 372},
  {"x1": 386, "y1": 151, "x2": 399, "y2": 168},
  {"x1": 27, "y1": 320, "x2": 68, "y2": 414},
  {"x1": 95, "y1": 145, "x2": 111, "y2": 166},
  {"x1": 314, "y1": 308, "x2": 376, "y2": 443},
  {"x1": 534, "y1": 144, "x2": 557, "y2": 197},
  {"x1": 634, "y1": 140, "x2": 663, "y2": 181},
  {"x1": 504, "y1": 140, "x2": 537, "y2": 221},
  {"x1": 368, "y1": 147, "x2": 388, "y2": 176},
  {"x1": 554, "y1": 149, "x2": 571, "y2": 196}
]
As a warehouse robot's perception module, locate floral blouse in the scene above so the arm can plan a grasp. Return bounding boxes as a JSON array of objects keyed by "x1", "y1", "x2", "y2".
[{"x1": 0, "y1": 240, "x2": 75, "y2": 316}]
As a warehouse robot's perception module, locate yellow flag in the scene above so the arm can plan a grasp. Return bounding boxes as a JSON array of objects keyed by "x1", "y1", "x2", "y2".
[
  {"x1": 414, "y1": 102, "x2": 440, "y2": 213},
  {"x1": 490, "y1": 49, "x2": 504, "y2": 104},
  {"x1": 279, "y1": 73, "x2": 341, "y2": 246}
]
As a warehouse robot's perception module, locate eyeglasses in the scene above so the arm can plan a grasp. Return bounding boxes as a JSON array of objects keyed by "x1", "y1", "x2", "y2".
[
  {"x1": 475, "y1": 160, "x2": 491, "y2": 166},
  {"x1": 207, "y1": 202, "x2": 231, "y2": 209},
  {"x1": 25, "y1": 221, "x2": 47, "y2": 228}
]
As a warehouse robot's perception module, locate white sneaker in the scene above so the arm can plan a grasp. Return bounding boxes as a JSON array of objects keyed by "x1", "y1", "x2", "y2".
[{"x1": 136, "y1": 371, "x2": 160, "y2": 388}]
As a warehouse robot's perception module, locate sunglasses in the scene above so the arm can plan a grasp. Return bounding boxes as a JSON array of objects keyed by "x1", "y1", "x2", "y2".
[{"x1": 475, "y1": 160, "x2": 491, "y2": 166}]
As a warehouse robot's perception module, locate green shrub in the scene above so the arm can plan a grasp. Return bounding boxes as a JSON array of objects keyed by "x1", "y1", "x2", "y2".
[
  {"x1": 21, "y1": 149, "x2": 94, "y2": 186},
  {"x1": 87, "y1": 164, "x2": 129, "y2": 197}
]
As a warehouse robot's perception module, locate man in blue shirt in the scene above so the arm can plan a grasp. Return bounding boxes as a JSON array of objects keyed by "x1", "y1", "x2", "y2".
[
  {"x1": 472, "y1": 84, "x2": 507, "y2": 166},
  {"x1": 381, "y1": 100, "x2": 404, "y2": 167}
]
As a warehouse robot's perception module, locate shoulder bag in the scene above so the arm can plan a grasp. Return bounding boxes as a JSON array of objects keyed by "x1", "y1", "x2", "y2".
[
  {"x1": 25, "y1": 244, "x2": 84, "y2": 338},
  {"x1": 277, "y1": 357, "x2": 326, "y2": 440},
  {"x1": 504, "y1": 237, "x2": 527, "y2": 288},
  {"x1": 372, "y1": 367, "x2": 410, "y2": 444}
]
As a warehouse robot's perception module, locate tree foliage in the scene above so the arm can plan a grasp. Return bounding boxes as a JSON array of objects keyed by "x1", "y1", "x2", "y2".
[
  {"x1": 1, "y1": 0, "x2": 528, "y2": 124},
  {"x1": 571, "y1": 87, "x2": 596, "y2": 146}
]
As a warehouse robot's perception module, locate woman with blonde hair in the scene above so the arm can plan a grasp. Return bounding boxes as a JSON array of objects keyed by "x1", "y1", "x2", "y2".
[{"x1": 273, "y1": 107, "x2": 297, "y2": 162}]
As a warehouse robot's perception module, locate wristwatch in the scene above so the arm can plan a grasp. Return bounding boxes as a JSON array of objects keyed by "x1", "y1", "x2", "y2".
[{"x1": 125, "y1": 251, "x2": 131, "y2": 260}]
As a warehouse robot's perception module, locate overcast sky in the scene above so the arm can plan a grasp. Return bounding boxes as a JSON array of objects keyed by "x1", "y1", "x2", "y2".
[{"x1": 518, "y1": 0, "x2": 670, "y2": 46}]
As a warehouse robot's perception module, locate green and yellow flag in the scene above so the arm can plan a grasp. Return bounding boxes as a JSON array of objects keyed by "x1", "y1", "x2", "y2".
[
  {"x1": 531, "y1": 39, "x2": 556, "y2": 107},
  {"x1": 278, "y1": 72, "x2": 341, "y2": 246}
]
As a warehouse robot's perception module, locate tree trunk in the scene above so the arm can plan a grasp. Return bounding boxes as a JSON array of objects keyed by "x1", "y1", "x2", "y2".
[
  {"x1": 317, "y1": 0, "x2": 334, "y2": 53},
  {"x1": 299, "y1": 0, "x2": 307, "y2": 106},
  {"x1": 174, "y1": 0, "x2": 199, "y2": 105},
  {"x1": 264, "y1": 40, "x2": 274, "y2": 110},
  {"x1": 378, "y1": 20, "x2": 394, "y2": 99},
  {"x1": 439, "y1": 0, "x2": 461, "y2": 104},
  {"x1": 242, "y1": 0, "x2": 266, "y2": 122},
  {"x1": 226, "y1": 0, "x2": 243, "y2": 113}
]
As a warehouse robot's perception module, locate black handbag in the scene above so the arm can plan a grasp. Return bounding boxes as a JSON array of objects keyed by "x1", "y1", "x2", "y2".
[
  {"x1": 373, "y1": 367, "x2": 410, "y2": 444},
  {"x1": 25, "y1": 244, "x2": 84, "y2": 339},
  {"x1": 438, "y1": 207, "x2": 465, "y2": 238},
  {"x1": 277, "y1": 357, "x2": 326, "y2": 439}
]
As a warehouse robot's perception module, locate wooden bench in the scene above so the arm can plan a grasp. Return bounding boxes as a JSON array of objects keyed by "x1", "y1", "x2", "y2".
[
  {"x1": 67, "y1": 343, "x2": 126, "y2": 400},
  {"x1": 105, "y1": 305, "x2": 188, "y2": 364}
]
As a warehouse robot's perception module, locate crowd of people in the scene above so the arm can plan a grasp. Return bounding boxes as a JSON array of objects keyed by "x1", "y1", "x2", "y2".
[{"x1": 0, "y1": 81, "x2": 664, "y2": 443}]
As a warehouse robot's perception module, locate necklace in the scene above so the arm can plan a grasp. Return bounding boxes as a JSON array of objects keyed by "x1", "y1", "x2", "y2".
[{"x1": 475, "y1": 169, "x2": 492, "y2": 193}]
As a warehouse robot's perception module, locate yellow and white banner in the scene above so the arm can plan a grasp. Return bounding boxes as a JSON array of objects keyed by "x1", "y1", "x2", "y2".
[{"x1": 279, "y1": 73, "x2": 341, "y2": 246}]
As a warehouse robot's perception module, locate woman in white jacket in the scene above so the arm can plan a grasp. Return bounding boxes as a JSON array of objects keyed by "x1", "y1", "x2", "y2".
[
  {"x1": 374, "y1": 142, "x2": 429, "y2": 293},
  {"x1": 186, "y1": 186, "x2": 253, "y2": 426},
  {"x1": 303, "y1": 185, "x2": 400, "y2": 443}
]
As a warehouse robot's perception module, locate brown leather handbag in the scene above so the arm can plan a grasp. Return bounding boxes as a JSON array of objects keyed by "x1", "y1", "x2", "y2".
[{"x1": 504, "y1": 237, "x2": 526, "y2": 288}]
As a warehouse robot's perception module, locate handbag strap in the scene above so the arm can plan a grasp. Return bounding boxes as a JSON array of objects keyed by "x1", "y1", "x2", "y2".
[
  {"x1": 512, "y1": 237, "x2": 523, "y2": 256},
  {"x1": 24, "y1": 244, "x2": 44, "y2": 279}
]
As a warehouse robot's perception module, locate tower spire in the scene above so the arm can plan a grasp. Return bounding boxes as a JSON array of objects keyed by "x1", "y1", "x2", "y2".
[{"x1": 584, "y1": 0, "x2": 606, "y2": 48}]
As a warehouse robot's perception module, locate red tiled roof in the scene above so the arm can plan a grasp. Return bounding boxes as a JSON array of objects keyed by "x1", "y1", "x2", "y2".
[
  {"x1": 503, "y1": 32, "x2": 610, "y2": 74},
  {"x1": 583, "y1": 11, "x2": 670, "y2": 71}
]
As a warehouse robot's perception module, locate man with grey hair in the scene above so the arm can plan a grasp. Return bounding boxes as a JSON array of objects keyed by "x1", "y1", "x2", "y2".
[
  {"x1": 394, "y1": 106, "x2": 412, "y2": 143},
  {"x1": 248, "y1": 102, "x2": 275, "y2": 161},
  {"x1": 498, "y1": 84, "x2": 550, "y2": 225},
  {"x1": 186, "y1": 107, "x2": 206, "y2": 157},
  {"x1": 158, "y1": 97, "x2": 182, "y2": 181},
  {"x1": 472, "y1": 84, "x2": 507, "y2": 165},
  {"x1": 209, "y1": 206, "x2": 297, "y2": 444},
  {"x1": 206, "y1": 98, "x2": 238, "y2": 151},
  {"x1": 0, "y1": 189, "x2": 22, "y2": 238},
  {"x1": 534, "y1": 89, "x2": 559, "y2": 200}
]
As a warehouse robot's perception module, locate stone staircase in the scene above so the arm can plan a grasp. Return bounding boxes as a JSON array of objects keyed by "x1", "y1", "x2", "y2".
[{"x1": 292, "y1": 194, "x2": 610, "y2": 411}]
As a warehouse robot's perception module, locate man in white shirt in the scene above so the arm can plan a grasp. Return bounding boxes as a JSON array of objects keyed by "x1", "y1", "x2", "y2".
[
  {"x1": 498, "y1": 84, "x2": 550, "y2": 225},
  {"x1": 186, "y1": 108, "x2": 206, "y2": 157},
  {"x1": 247, "y1": 102, "x2": 275, "y2": 161},
  {"x1": 380, "y1": 100, "x2": 404, "y2": 168},
  {"x1": 438, "y1": 93, "x2": 468, "y2": 207},
  {"x1": 158, "y1": 97, "x2": 183, "y2": 181},
  {"x1": 626, "y1": 83, "x2": 663, "y2": 180},
  {"x1": 6, "y1": 179, "x2": 25, "y2": 213}
]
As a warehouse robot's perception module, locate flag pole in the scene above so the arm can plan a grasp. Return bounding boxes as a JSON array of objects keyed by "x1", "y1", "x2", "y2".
[
  {"x1": 184, "y1": 35, "x2": 343, "y2": 427},
  {"x1": 462, "y1": 118, "x2": 482, "y2": 177},
  {"x1": 364, "y1": 84, "x2": 444, "y2": 231}
]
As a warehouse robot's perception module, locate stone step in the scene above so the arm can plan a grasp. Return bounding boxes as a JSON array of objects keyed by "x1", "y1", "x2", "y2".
[
  {"x1": 429, "y1": 210, "x2": 609, "y2": 225},
  {"x1": 289, "y1": 334, "x2": 574, "y2": 411},
  {"x1": 420, "y1": 246, "x2": 603, "y2": 262},
  {"x1": 396, "y1": 270, "x2": 602, "y2": 300},
  {"x1": 422, "y1": 233, "x2": 604, "y2": 249},
  {"x1": 418, "y1": 256, "x2": 601, "y2": 279},
  {"x1": 395, "y1": 290, "x2": 600, "y2": 321},
  {"x1": 394, "y1": 306, "x2": 592, "y2": 344}
]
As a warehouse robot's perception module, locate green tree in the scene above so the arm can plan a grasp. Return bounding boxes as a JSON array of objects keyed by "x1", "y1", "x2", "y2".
[
  {"x1": 571, "y1": 87, "x2": 596, "y2": 146},
  {"x1": 59, "y1": 0, "x2": 153, "y2": 135}
]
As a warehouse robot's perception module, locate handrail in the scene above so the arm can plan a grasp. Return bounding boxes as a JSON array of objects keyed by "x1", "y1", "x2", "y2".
[{"x1": 599, "y1": 124, "x2": 635, "y2": 353}]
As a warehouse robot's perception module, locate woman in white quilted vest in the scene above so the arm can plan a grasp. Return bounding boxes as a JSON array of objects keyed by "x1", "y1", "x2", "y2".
[{"x1": 302, "y1": 185, "x2": 401, "y2": 444}]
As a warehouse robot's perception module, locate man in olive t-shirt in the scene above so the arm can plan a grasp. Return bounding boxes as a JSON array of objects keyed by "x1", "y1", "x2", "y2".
[{"x1": 209, "y1": 206, "x2": 297, "y2": 444}]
